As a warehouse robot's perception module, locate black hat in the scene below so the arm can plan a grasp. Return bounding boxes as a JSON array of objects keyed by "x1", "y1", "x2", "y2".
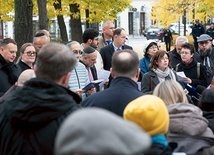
[
  {"x1": 83, "y1": 46, "x2": 96, "y2": 54},
  {"x1": 195, "y1": 19, "x2": 199, "y2": 23}
]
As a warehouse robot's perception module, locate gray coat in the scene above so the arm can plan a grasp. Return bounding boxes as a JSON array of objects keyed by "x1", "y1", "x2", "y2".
[
  {"x1": 141, "y1": 70, "x2": 178, "y2": 94},
  {"x1": 167, "y1": 103, "x2": 214, "y2": 155}
]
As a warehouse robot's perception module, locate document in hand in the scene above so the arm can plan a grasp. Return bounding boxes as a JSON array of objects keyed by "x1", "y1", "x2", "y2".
[
  {"x1": 176, "y1": 71, "x2": 186, "y2": 81},
  {"x1": 82, "y1": 79, "x2": 104, "y2": 92}
]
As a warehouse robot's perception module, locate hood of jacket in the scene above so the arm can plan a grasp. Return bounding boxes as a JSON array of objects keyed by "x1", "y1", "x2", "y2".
[
  {"x1": 167, "y1": 103, "x2": 213, "y2": 137},
  {"x1": 3, "y1": 78, "x2": 81, "y2": 128}
]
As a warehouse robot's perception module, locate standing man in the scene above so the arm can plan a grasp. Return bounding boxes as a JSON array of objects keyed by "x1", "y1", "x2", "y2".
[
  {"x1": 100, "y1": 28, "x2": 133, "y2": 71},
  {"x1": 33, "y1": 31, "x2": 50, "y2": 53},
  {"x1": 197, "y1": 34, "x2": 214, "y2": 84},
  {"x1": 192, "y1": 19, "x2": 205, "y2": 52},
  {"x1": 82, "y1": 28, "x2": 103, "y2": 70},
  {"x1": 81, "y1": 49, "x2": 142, "y2": 117},
  {"x1": 100, "y1": 28, "x2": 132, "y2": 87},
  {"x1": 97, "y1": 20, "x2": 115, "y2": 51},
  {"x1": 0, "y1": 43, "x2": 81, "y2": 155},
  {"x1": 163, "y1": 26, "x2": 173, "y2": 51},
  {"x1": 0, "y1": 38, "x2": 21, "y2": 96},
  {"x1": 206, "y1": 22, "x2": 214, "y2": 42}
]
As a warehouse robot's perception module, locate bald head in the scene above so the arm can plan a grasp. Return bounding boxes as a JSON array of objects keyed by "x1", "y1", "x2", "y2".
[
  {"x1": 16, "y1": 69, "x2": 35, "y2": 86},
  {"x1": 111, "y1": 49, "x2": 139, "y2": 79}
]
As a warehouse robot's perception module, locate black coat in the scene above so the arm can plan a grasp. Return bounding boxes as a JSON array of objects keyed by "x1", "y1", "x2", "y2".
[
  {"x1": 0, "y1": 54, "x2": 21, "y2": 97},
  {"x1": 17, "y1": 60, "x2": 32, "y2": 72},
  {"x1": 169, "y1": 48, "x2": 201, "y2": 69},
  {"x1": 81, "y1": 77, "x2": 143, "y2": 117},
  {"x1": 145, "y1": 143, "x2": 172, "y2": 155},
  {"x1": 163, "y1": 29, "x2": 172, "y2": 42},
  {"x1": 0, "y1": 78, "x2": 81, "y2": 155},
  {"x1": 176, "y1": 58, "x2": 208, "y2": 87},
  {"x1": 100, "y1": 44, "x2": 133, "y2": 71},
  {"x1": 192, "y1": 24, "x2": 205, "y2": 39}
]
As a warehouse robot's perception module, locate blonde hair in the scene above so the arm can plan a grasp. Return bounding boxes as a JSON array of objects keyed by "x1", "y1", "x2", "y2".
[{"x1": 153, "y1": 80, "x2": 188, "y2": 105}]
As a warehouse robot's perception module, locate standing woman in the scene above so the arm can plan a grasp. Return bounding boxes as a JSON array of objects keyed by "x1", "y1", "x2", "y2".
[
  {"x1": 141, "y1": 50, "x2": 178, "y2": 94},
  {"x1": 17, "y1": 43, "x2": 36, "y2": 72}
]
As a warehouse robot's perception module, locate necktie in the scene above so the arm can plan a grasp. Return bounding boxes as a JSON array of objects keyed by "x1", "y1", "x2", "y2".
[{"x1": 106, "y1": 40, "x2": 111, "y2": 45}]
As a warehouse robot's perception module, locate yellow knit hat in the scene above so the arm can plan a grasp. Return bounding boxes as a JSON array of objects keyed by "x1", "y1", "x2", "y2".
[{"x1": 124, "y1": 95, "x2": 169, "y2": 136}]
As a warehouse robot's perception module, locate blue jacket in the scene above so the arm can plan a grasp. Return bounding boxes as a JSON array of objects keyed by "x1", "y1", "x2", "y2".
[
  {"x1": 81, "y1": 77, "x2": 143, "y2": 116},
  {"x1": 140, "y1": 56, "x2": 150, "y2": 77}
]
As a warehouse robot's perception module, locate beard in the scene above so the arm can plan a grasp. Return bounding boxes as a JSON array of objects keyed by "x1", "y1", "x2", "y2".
[{"x1": 199, "y1": 48, "x2": 212, "y2": 58}]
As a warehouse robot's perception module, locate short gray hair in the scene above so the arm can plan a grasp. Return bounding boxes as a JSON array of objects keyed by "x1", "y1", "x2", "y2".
[
  {"x1": 35, "y1": 42, "x2": 77, "y2": 81},
  {"x1": 176, "y1": 36, "x2": 188, "y2": 44}
]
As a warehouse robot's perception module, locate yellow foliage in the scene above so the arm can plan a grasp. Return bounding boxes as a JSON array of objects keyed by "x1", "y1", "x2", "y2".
[
  {"x1": 151, "y1": 0, "x2": 214, "y2": 26},
  {"x1": 1, "y1": 0, "x2": 131, "y2": 23}
]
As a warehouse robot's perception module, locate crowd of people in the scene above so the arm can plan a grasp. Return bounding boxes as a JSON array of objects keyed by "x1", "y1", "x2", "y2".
[{"x1": 0, "y1": 20, "x2": 214, "y2": 155}]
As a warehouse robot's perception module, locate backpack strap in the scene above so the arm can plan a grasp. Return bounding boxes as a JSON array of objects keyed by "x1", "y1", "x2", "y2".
[
  {"x1": 197, "y1": 62, "x2": 200, "y2": 79},
  {"x1": 175, "y1": 63, "x2": 180, "y2": 72}
]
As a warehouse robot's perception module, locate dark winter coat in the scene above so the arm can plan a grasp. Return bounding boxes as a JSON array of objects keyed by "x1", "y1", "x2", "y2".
[
  {"x1": 0, "y1": 54, "x2": 21, "y2": 97},
  {"x1": 169, "y1": 48, "x2": 201, "y2": 69},
  {"x1": 145, "y1": 143, "x2": 172, "y2": 155},
  {"x1": 17, "y1": 60, "x2": 32, "y2": 72},
  {"x1": 81, "y1": 77, "x2": 143, "y2": 117},
  {"x1": 176, "y1": 58, "x2": 208, "y2": 87},
  {"x1": 0, "y1": 78, "x2": 81, "y2": 155},
  {"x1": 192, "y1": 24, "x2": 205, "y2": 40}
]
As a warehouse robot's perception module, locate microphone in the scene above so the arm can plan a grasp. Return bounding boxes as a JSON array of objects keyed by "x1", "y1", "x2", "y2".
[{"x1": 196, "y1": 85, "x2": 207, "y2": 95}]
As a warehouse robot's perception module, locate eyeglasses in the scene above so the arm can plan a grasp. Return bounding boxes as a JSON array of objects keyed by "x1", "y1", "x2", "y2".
[
  {"x1": 180, "y1": 52, "x2": 191, "y2": 55},
  {"x1": 25, "y1": 51, "x2": 36, "y2": 56},
  {"x1": 72, "y1": 50, "x2": 83, "y2": 55}
]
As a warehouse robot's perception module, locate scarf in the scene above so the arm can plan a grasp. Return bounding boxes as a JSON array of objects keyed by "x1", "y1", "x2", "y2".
[
  {"x1": 151, "y1": 134, "x2": 168, "y2": 146},
  {"x1": 153, "y1": 67, "x2": 176, "y2": 83}
]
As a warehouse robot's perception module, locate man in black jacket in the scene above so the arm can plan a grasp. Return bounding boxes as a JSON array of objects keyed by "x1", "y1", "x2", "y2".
[
  {"x1": 0, "y1": 38, "x2": 21, "y2": 97},
  {"x1": 0, "y1": 43, "x2": 81, "y2": 155},
  {"x1": 192, "y1": 19, "x2": 205, "y2": 52}
]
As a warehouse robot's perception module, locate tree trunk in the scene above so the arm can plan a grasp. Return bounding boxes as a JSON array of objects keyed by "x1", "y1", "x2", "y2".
[
  {"x1": 69, "y1": 4, "x2": 83, "y2": 43},
  {"x1": 14, "y1": 0, "x2": 33, "y2": 60},
  {"x1": 53, "y1": 0, "x2": 68, "y2": 43},
  {"x1": 85, "y1": 9, "x2": 90, "y2": 28},
  {"x1": 37, "y1": 0, "x2": 48, "y2": 30}
]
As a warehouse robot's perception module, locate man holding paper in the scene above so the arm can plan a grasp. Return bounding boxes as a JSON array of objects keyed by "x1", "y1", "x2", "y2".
[{"x1": 81, "y1": 49, "x2": 143, "y2": 117}]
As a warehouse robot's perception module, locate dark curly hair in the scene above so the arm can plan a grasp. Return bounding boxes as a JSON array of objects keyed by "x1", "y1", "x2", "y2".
[{"x1": 82, "y1": 28, "x2": 99, "y2": 43}]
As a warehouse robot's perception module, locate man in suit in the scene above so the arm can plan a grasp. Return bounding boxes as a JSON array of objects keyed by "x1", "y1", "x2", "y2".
[
  {"x1": 97, "y1": 20, "x2": 115, "y2": 52},
  {"x1": 100, "y1": 28, "x2": 132, "y2": 87},
  {"x1": 81, "y1": 49, "x2": 142, "y2": 117},
  {"x1": 100, "y1": 28, "x2": 133, "y2": 71}
]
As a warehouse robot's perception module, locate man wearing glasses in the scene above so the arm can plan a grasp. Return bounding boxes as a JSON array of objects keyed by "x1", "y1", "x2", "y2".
[
  {"x1": 0, "y1": 38, "x2": 21, "y2": 97},
  {"x1": 198, "y1": 34, "x2": 214, "y2": 84}
]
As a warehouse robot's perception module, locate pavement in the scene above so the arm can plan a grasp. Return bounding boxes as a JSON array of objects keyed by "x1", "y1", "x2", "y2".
[
  {"x1": 126, "y1": 35, "x2": 166, "y2": 59},
  {"x1": 126, "y1": 35, "x2": 146, "y2": 59}
]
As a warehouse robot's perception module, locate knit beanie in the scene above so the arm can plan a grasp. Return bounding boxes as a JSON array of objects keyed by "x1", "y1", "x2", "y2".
[
  {"x1": 55, "y1": 108, "x2": 151, "y2": 155},
  {"x1": 143, "y1": 40, "x2": 158, "y2": 56},
  {"x1": 124, "y1": 95, "x2": 169, "y2": 136}
]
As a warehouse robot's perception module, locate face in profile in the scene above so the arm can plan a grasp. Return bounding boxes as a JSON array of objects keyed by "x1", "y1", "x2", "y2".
[{"x1": 0, "y1": 43, "x2": 17, "y2": 63}]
